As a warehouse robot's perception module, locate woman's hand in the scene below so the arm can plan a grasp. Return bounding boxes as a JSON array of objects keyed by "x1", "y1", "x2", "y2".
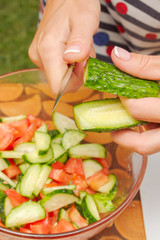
[
  {"x1": 111, "y1": 46, "x2": 160, "y2": 155},
  {"x1": 28, "y1": 0, "x2": 100, "y2": 94}
]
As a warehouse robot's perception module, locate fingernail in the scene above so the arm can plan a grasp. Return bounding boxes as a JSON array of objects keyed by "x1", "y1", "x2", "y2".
[
  {"x1": 64, "y1": 45, "x2": 81, "y2": 54},
  {"x1": 114, "y1": 46, "x2": 131, "y2": 61}
]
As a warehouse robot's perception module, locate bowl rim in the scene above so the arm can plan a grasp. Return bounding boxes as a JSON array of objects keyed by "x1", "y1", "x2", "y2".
[{"x1": 0, "y1": 69, "x2": 148, "y2": 238}]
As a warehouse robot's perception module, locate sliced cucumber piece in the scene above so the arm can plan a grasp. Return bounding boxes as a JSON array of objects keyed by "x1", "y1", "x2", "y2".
[
  {"x1": 22, "y1": 147, "x2": 53, "y2": 164},
  {"x1": 69, "y1": 143, "x2": 106, "y2": 159},
  {"x1": 0, "y1": 151, "x2": 24, "y2": 159},
  {"x1": 84, "y1": 57, "x2": 160, "y2": 98},
  {"x1": 74, "y1": 98, "x2": 142, "y2": 132},
  {"x1": 14, "y1": 158, "x2": 24, "y2": 165},
  {"x1": 52, "y1": 112, "x2": 78, "y2": 133},
  {"x1": 81, "y1": 194, "x2": 100, "y2": 223},
  {"x1": 48, "y1": 129, "x2": 60, "y2": 139},
  {"x1": 14, "y1": 142, "x2": 35, "y2": 153},
  {"x1": 83, "y1": 159, "x2": 103, "y2": 178},
  {"x1": 5, "y1": 201, "x2": 46, "y2": 228},
  {"x1": 93, "y1": 193, "x2": 115, "y2": 213},
  {"x1": 36, "y1": 123, "x2": 48, "y2": 133},
  {"x1": 20, "y1": 164, "x2": 41, "y2": 198},
  {"x1": 42, "y1": 185, "x2": 76, "y2": 195},
  {"x1": 62, "y1": 130, "x2": 86, "y2": 150},
  {"x1": 0, "y1": 190, "x2": 7, "y2": 224},
  {"x1": 0, "y1": 182, "x2": 9, "y2": 191},
  {"x1": 0, "y1": 171, "x2": 16, "y2": 188},
  {"x1": 58, "y1": 208, "x2": 70, "y2": 222},
  {"x1": 51, "y1": 134, "x2": 62, "y2": 144},
  {"x1": 97, "y1": 174, "x2": 117, "y2": 194},
  {"x1": 0, "y1": 158, "x2": 10, "y2": 171},
  {"x1": 33, "y1": 164, "x2": 52, "y2": 197},
  {"x1": 41, "y1": 189, "x2": 78, "y2": 212},
  {"x1": 4, "y1": 197, "x2": 13, "y2": 216},
  {"x1": 35, "y1": 131, "x2": 51, "y2": 155},
  {"x1": 48, "y1": 143, "x2": 67, "y2": 164},
  {"x1": 19, "y1": 162, "x2": 31, "y2": 175},
  {"x1": 0, "y1": 115, "x2": 26, "y2": 123}
]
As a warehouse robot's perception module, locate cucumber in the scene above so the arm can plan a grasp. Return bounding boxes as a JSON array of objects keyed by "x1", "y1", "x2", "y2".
[
  {"x1": 33, "y1": 164, "x2": 52, "y2": 197},
  {"x1": 48, "y1": 129, "x2": 60, "y2": 139},
  {"x1": 14, "y1": 158, "x2": 24, "y2": 165},
  {"x1": 73, "y1": 98, "x2": 142, "y2": 132},
  {"x1": 51, "y1": 134, "x2": 62, "y2": 144},
  {"x1": 93, "y1": 193, "x2": 115, "y2": 213},
  {"x1": 97, "y1": 174, "x2": 117, "y2": 194},
  {"x1": 52, "y1": 112, "x2": 78, "y2": 133},
  {"x1": 69, "y1": 143, "x2": 106, "y2": 159},
  {"x1": 0, "y1": 190, "x2": 6, "y2": 224},
  {"x1": 0, "y1": 171, "x2": 16, "y2": 188},
  {"x1": 4, "y1": 197, "x2": 13, "y2": 216},
  {"x1": 0, "y1": 158, "x2": 10, "y2": 171},
  {"x1": 0, "y1": 151, "x2": 24, "y2": 159},
  {"x1": 58, "y1": 208, "x2": 70, "y2": 222},
  {"x1": 20, "y1": 164, "x2": 41, "y2": 198},
  {"x1": 22, "y1": 147, "x2": 53, "y2": 164},
  {"x1": 81, "y1": 194, "x2": 100, "y2": 224},
  {"x1": 5, "y1": 201, "x2": 46, "y2": 228},
  {"x1": 19, "y1": 162, "x2": 31, "y2": 175},
  {"x1": 62, "y1": 130, "x2": 86, "y2": 150},
  {"x1": 48, "y1": 143, "x2": 67, "y2": 164},
  {"x1": 0, "y1": 181, "x2": 10, "y2": 191},
  {"x1": 42, "y1": 185, "x2": 76, "y2": 195},
  {"x1": 41, "y1": 189, "x2": 78, "y2": 212},
  {"x1": 14, "y1": 142, "x2": 36, "y2": 153},
  {"x1": 0, "y1": 115, "x2": 26, "y2": 123},
  {"x1": 82, "y1": 159, "x2": 103, "y2": 178},
  {"x1": 34, "y1": 131, "x2": 51, "y2": 155},
  {"x1": 84, "y1": 57, "x2": 160, "y2": 98},
  {"x1": 36, "y1": 123, "x2": 48, "y2": 133}
]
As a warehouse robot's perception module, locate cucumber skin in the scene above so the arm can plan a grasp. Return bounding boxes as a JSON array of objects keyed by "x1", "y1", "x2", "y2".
[{"x1": 84, "y1": 57, "x2": 160, "y2": 99}]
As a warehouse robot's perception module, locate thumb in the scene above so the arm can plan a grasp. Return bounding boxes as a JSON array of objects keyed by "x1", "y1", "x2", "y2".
[
  {"x1": 111, "y1": 46, "x2": 160, "y2": 80},
  {"x1": 63, "y1": 13, "x2": 99, "y2": 63}
]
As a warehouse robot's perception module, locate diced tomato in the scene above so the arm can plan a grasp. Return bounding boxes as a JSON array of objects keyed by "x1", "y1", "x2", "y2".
[
  {"x1": 27, "y1": 114, "x2": 45, "y2": 128},
  {"x1": 29, "y1": 214, "x2": 51, "y2": 234},
  {"x1": 12, "y1": 122, "x2": 37, "y2": 147},
  {"x1": 3, "y1": 159, "x2": 21, "y2": 179},
  {"x1": 49, "y1": 169, "x2": 71, "y2": 185},
  {"x1": 65, "y1": 158, "x2": 85, "y2": 178},
  {"x1": 69, "y1": 205, "x2": 88, "y2": 228},
  {"x1": 19, "y1": 227, "x2": 33, "y2": 234},
  {"x1": 0, "y1": 124, "x2": 15, "y2": 150},
  {"x1": 86, "y1": 169, "x2": 109, "y2": 191},
  {"x1": 0, "y1": 220, "x2": 5, "y2": 228},
  {"x1": 72, "y1": 174, "x2": 88, "y2": 195},
  {"x1": 49, "y1": 210, "x2": 59, "y2": 227},
  {"x1": 8, "y1": 119, "x2": 30, "y2": 139},
  {"x1": 50, "y1": 219, "x2": 76, "y2": 234},
  {"x1": 5, "y1": 189, "x2": 28, "y2": 207},
  {"x1": 45, "y1": 181, "x2": 63, "y2": 188},
  {"x1": 85, "y1": 187, "x2": 96, "y2": 195},
  {"x1": 51, "y1": 161, "x2": 65, "y2": 169},
  {"x1": 94, "y1": 158, "x2": 109, "y2": 171}
]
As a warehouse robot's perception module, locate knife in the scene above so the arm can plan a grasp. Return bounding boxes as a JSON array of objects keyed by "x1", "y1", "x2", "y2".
[{"x1": 52, "y1": 64, "x2": 74, "y2": 112}]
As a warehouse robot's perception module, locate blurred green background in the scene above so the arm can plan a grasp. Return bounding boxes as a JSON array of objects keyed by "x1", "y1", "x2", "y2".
[{"x1": 0, "y1": 0, "x2": 40, "y2": 75}]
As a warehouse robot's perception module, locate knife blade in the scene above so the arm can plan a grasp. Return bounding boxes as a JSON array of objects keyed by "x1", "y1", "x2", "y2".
[{"x1": 52, "y1": 64, "x2": 74, "y2": 112}]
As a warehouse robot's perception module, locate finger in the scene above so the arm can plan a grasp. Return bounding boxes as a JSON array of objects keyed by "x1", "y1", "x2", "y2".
[
  {"x1": 111, "y1": 127, "x2": 160, "y2": 156},
  {"x1": 111, "y1": 46, "x2": 160, "y2": 80},
  {"x1": 120, "y1": 96, "x2": 160, "y2": 123},
  {"x1": 63, "y1": 9, "x2": 100, "y2": 63}
]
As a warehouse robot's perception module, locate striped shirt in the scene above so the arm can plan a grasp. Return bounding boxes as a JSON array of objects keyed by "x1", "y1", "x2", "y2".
[{"x1": 39, "y1": 0, "x2": 160, "y2": 63}]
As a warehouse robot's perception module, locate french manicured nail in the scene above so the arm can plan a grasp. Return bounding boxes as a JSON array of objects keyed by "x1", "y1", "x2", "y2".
[
  {"x1": 64, "y1": 45, "x2": 81, "y2": 54},
  {"x1": 114, "y1": 46, "x2": 131, "y2": 61}
]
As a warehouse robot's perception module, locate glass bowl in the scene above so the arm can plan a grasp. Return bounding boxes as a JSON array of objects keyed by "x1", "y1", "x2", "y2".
[{"x1": 0, "y1": 69, "x2": 147, "y2": 240}]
